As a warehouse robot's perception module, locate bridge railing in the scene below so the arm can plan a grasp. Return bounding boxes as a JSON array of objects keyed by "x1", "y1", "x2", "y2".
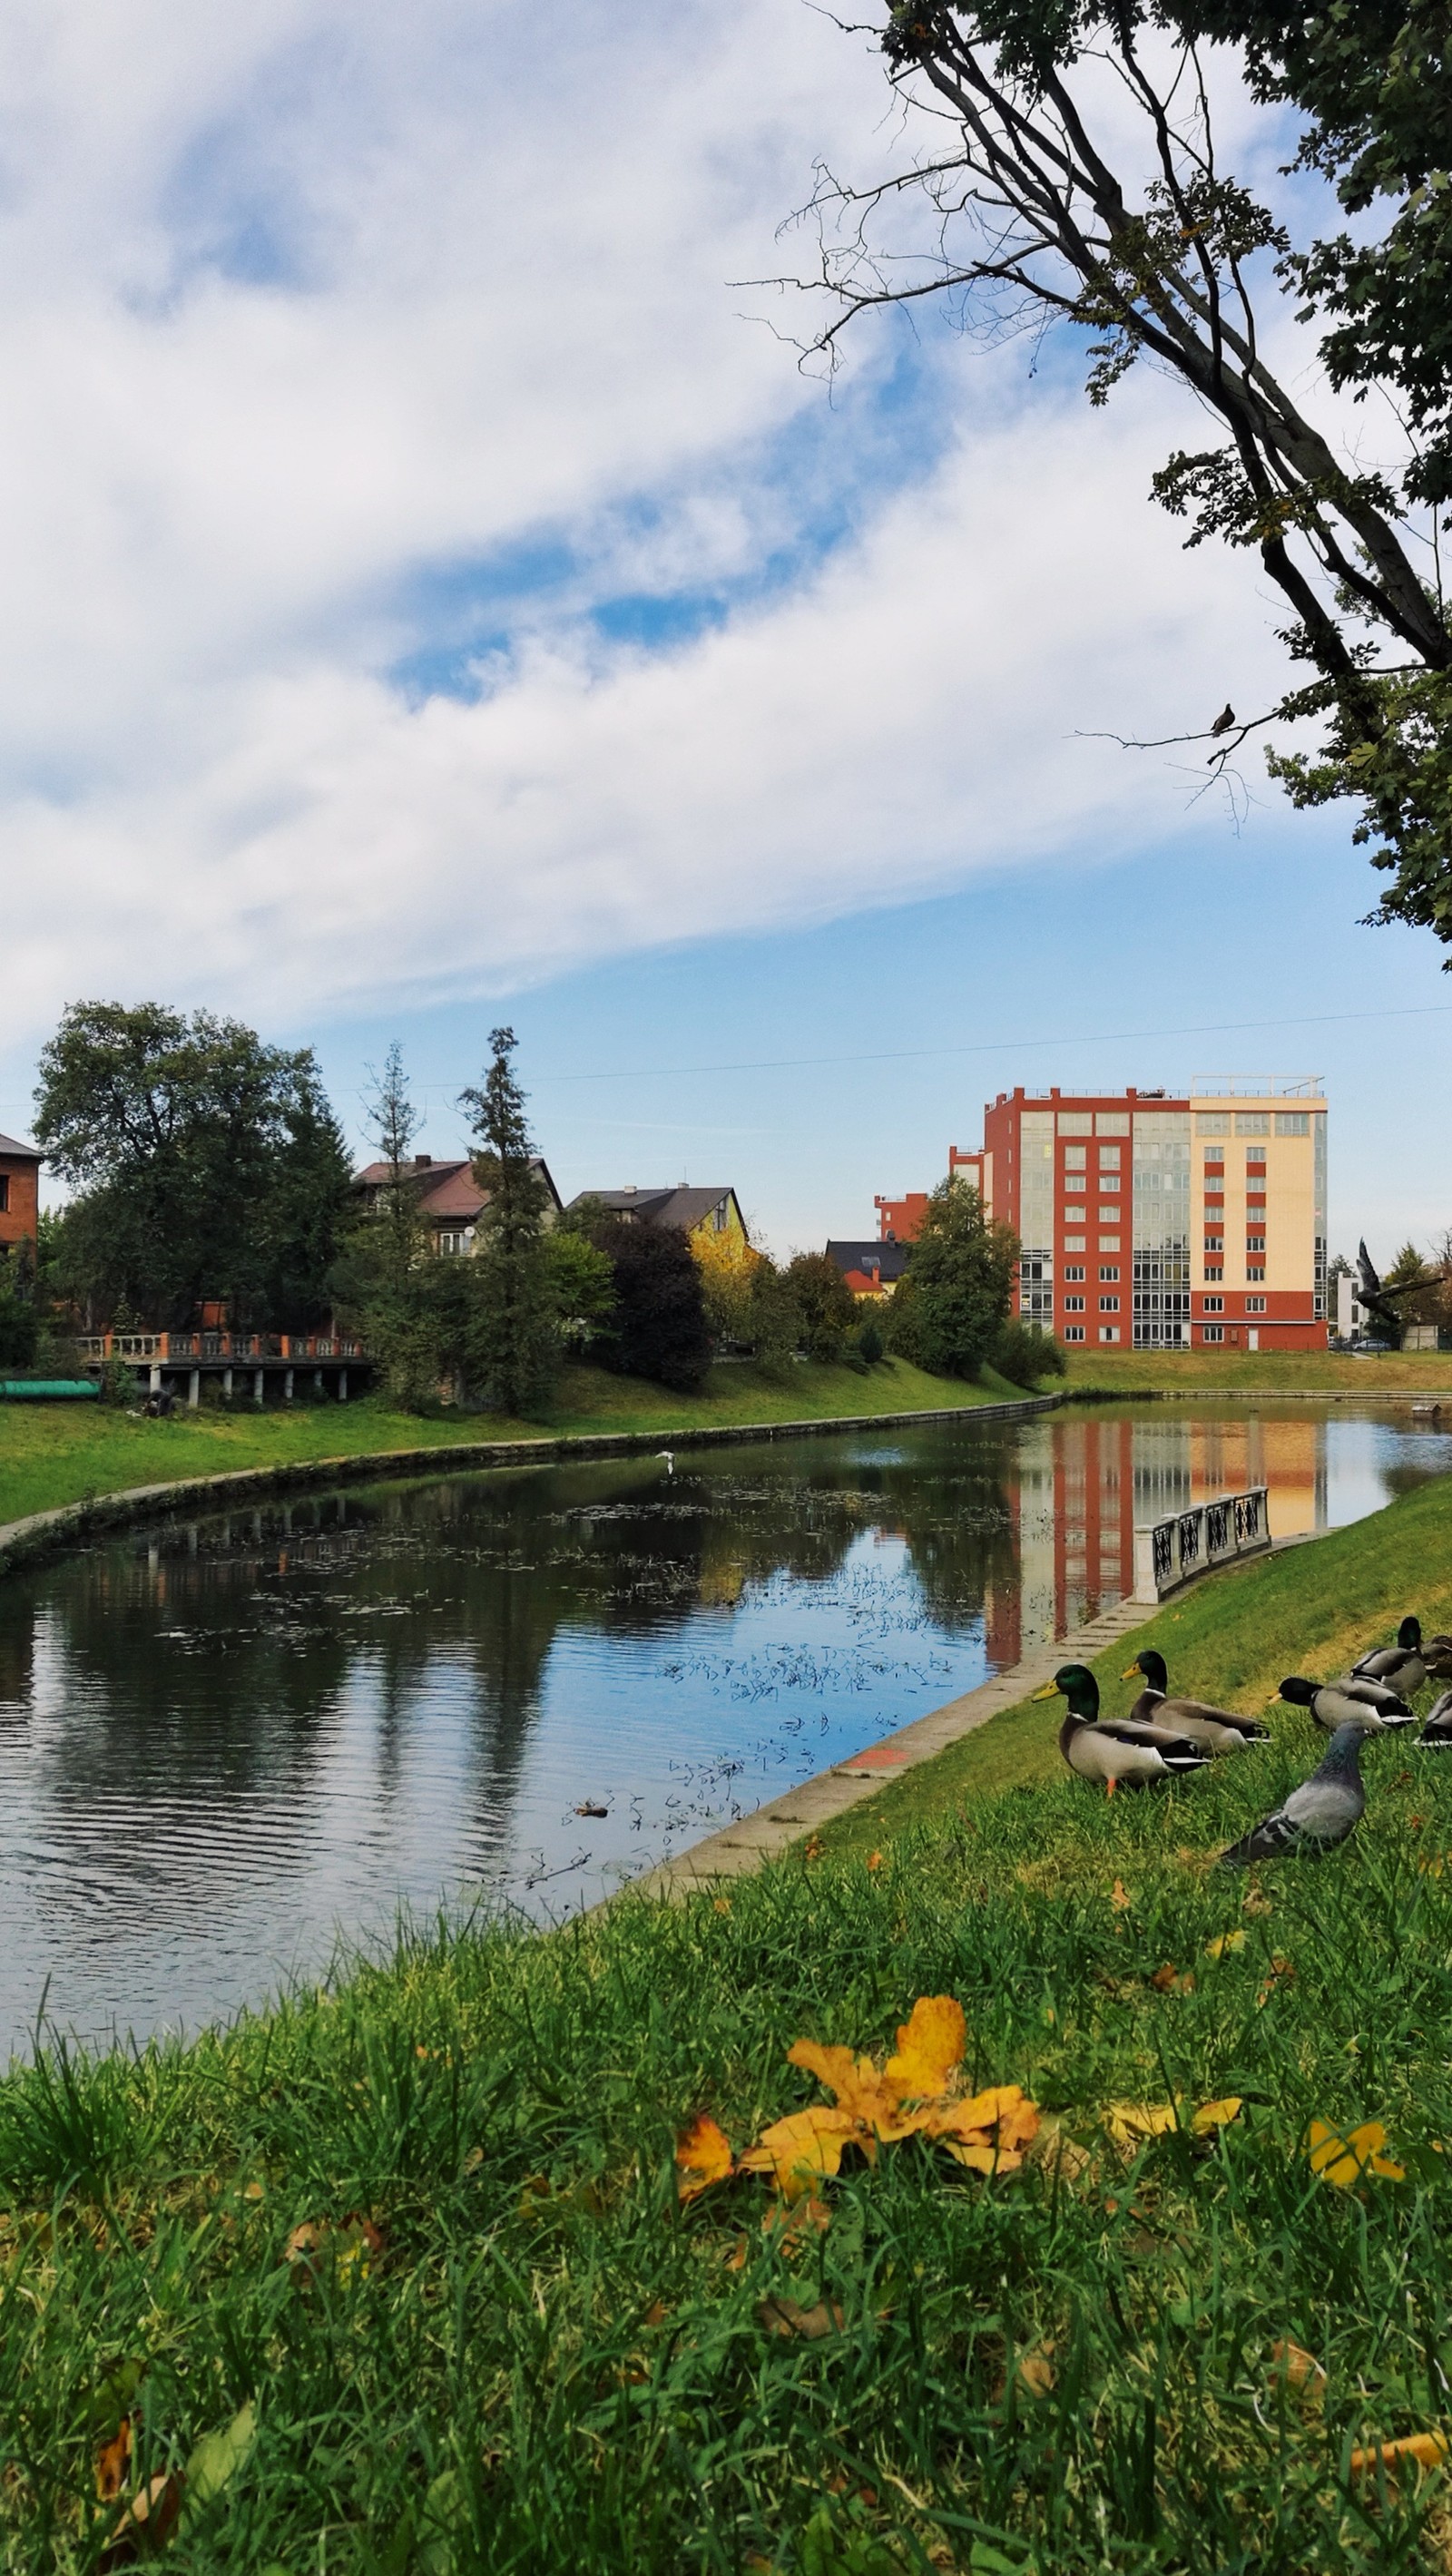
[
  {"x1": 76, "y1": 1331, "x2": 369, "y2": 1366},
  {"x1": 1133, "y1": 1485, "x2": 1270, "y2": 1602}
]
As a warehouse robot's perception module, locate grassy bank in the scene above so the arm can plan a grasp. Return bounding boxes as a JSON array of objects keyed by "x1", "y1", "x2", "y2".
[
  {"x1": 0, "y1": 1357, "x2": 1027, "y2": 1529},
  {"x1": 1064, "y1": 1347, "x2": 1452, "y2": 1396},
  {"x1": 8, "y1": 1527, "x2": 1452, "y2": 2568},
  {"x1": 819, "y1": 1470, "x2": 1452, "y2": 1855}
]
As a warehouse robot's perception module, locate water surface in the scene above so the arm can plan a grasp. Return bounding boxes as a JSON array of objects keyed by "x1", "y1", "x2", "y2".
[{"x1": 1, "y1": 1400, "x2": 1447, "y2": 2055}]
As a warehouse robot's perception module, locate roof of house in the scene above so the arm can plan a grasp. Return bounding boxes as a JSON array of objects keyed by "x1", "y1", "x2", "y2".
[
  {"x1": 352, "y1": 1153, "x2": 562, "y2": 1223},
  {"x1": 568, "y1": 1185, "x2": 740, "y2": 1232},
  {"x1": 0, "y1": 1131, "x2": 41, "y2": 1160},
  {"x1": 825, "y1": 1239, "x2": 912, "y2": 1283}
]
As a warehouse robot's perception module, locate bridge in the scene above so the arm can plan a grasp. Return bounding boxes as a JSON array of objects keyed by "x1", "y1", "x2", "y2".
[{"x1": 77, "y1": 1330, "x2": 369, "y2": 1407}]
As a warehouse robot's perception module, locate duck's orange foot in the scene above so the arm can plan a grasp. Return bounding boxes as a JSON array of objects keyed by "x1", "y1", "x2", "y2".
[{"x1": 1105, "y1": 1778, "x2": 1116, "y2": 1799}]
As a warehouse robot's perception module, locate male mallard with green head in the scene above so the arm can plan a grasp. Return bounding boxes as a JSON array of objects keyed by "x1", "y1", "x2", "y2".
[{"x1": 1033, "y1": 1663, "x2": 1212, "y2": 1795}]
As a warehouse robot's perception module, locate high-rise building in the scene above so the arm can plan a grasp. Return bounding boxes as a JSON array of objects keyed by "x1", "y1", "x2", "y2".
[{"x1": 947, "y1": 1080, "x2": 1327, "y2": 1352}]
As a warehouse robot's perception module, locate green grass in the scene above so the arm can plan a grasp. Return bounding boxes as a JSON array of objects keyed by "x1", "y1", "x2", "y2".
[
  {"x1": 0, "y1": 1358, "x2": 1027, "y2": 1528},
  {"x1": 817, "y1": 1472, "x2": 1452, "y2": 1856},
  {"x1": 1063, "y1": 1347, "x2": 1452, "y2": 1395},
  {"x1": 9, "y1": 1654, "x2": 1452, "y2": 2571}
]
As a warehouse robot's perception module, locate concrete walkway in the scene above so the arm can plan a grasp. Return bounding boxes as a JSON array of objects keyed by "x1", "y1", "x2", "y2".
[{"x1": 629, "y1": 1590, "x2": 1154, "y2": 1897}]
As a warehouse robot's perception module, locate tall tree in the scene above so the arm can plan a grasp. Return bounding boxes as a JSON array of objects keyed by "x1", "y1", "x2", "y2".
[
  {"x1": 890, "y1": 1180, "x2": 1019, "y2": 1379},
  {"x1": 594, "y1": 1219, "x2": 713, "y2": 1393},
  {"x1": 458, "y1": 1028, "x2": 559, "y2": 1416},
  {"x1": 332, "y1": 1043, "x2": 443, "y2": 1407},
  {"x1": 804, "y1": 0, "x2": 1452, "y2": 953},
  {"x1": 34, "y1": 1001, "x2": 351, "y2": 1327}
]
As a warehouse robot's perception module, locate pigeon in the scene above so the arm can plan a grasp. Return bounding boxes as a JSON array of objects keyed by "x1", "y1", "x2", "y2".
[
  {"x1": 1415, "y1": 1688, "x2": 1452, "y2": 1751},
  {"x1": 1276, "y1": 1675, "x2": 1414, "y2": 1733},
  {"x1": 1209, "y1": 703, "x2": 1236, "y2": 737},
  {"x1": 1219, "y1": 1724, "x2": 1365, "y2": 1866}
]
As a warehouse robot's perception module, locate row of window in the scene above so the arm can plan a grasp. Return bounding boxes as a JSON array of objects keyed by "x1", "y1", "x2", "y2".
[
  {"x1": 1061, "y1": 1326, "x2": 1121, "y2": 1343},
  {"x1": 1063, "y1": 1265, "x2": 1120, "y2": 1282},
  {"x1": 1063, "y1": 1296, "x2": 1121, "y2": 1312}
]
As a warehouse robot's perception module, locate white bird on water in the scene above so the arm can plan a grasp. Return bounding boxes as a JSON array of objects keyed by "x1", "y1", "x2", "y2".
[{"x1": 656, "y1": 1451, "x2": 674, "y2": 1476}]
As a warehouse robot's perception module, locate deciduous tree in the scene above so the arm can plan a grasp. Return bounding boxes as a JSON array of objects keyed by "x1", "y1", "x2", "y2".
[
  {"x1": 889, "y1": 1179, "x2": 1018, "y2": 1378},
  {"x1": 801, "y1": 0, "x2": 1452, "y2": 953}
]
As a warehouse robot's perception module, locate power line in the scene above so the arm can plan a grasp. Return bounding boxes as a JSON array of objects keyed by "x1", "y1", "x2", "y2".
[{"x1": 375, "y1": 998, "x2": 1452, "y2": 1094}]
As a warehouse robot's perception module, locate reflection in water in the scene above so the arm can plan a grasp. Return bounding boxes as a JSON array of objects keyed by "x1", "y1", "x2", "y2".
[{"x1": 0, "y1": 1404, "x2": 1447, "y2": 2055}]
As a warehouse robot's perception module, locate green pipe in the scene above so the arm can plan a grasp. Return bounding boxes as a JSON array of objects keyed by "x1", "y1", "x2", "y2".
[{"x1": 0, "y1": 1380, "x2": 100, "y2": 1399}]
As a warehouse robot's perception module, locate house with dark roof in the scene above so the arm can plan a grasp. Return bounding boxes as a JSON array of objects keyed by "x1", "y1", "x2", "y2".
[
  {"x1": 826, "y1": 1239, "x2": 912, "y2": 1299},
  {"x1": 0, "y1": 1131, "x2": 41, "y2": 1258},
  {"x1": 564, "y1": 1186, "x2": 748, "y2": 1250},
  {"x1": 352, "y1": 1152, "x2": 563, "y2": 1255}
]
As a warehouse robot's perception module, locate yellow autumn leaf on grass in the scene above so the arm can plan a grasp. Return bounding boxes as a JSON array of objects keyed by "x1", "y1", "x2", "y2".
[
  {"x1": 1205, "y1": 1930, "x2": 1246, "y2": 1958},
  {"x1": 738, "y1": 2108, "x2": 863, "y2": 2200},
  {"x1": 884, "y1": 1995, "x2": 967, "y2": 2101},
  {"x1": 1349, "y1": 2429, "x2": 1450, "y2": 2482},
  {"x1": 675, "y1": 2113, "x2": 734, "y2": 2203},
  {"x1": 786, "y1": 2040, "x2": 894, "y2": 2131},
  {"x1": 1103, "y1": 2097, "x2": 1241, "y2": 2149},
  {"x1": 1306, "y1": 2119, "x2": 1406, "y2": 2187},
  {"x1": 1270, "y1": 2339, "x2": 1327, "y2": 2400}
]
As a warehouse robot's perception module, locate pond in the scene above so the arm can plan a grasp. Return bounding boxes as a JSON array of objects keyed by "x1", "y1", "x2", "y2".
[{"x1": 2, "y1": 1399, "x2": 1449, "y2": 2057}]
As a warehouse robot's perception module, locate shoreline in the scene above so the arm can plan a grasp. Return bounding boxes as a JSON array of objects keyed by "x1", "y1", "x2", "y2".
[{"x1": 0, "y1": 1387, "x2": 1062, "y2": 1581}]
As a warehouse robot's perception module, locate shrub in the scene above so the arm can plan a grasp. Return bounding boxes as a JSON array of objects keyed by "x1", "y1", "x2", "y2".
[
  {"x1": 782, "y1": 1252, "x2": 858, "y2": 1364},
  {"x1": 596, "y1": 1221, "x2": 711, "y2": 1392},
  {"x1": 857, "y1": 1317, "x2": 885, "y2": 1364},
  {"x1": 991, "y1": 1318, "x2": 1066, "y2": 1386}
]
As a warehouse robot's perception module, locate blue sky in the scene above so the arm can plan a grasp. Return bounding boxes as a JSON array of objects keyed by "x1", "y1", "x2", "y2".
[{"x1": 1, "y1": 0, "x2": 1447, "y2": 1268}]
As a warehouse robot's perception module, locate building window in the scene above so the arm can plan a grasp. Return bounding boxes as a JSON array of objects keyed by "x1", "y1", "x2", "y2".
[
  {"x1": 1063, "y1": 1179, "x2": 1086, "y2": 1199},
  {"x1": 0, "y1": 1176, "x2": 8, "y2": 1213},
  {"x1": 1246, "y1": 1296, "x2": 1267, "y2": 1313},
  {"x1": 1099, "y1": 1294, "x2": 1120, "y2": 1312},
  {"x1": 1099, "y1": 1325, "x2": 1120, "y2": 1343},
  {"x1": 1098, "y1": 1233, "x2": 1120, "y2": 1252},
  {"x1": 1202, "y1": 1324, "x2": 1225, "y2": 1342},
  {"x1": 1057, "y1": 1113, "x2": 1093, "y2": 1137},
  {"x1": 1236, "y1": 1113, "x2": 1270, "y2": 1136},
  {"x1": 1064, "y1": 1264, "x2": 1085, "y2": 1281},
  {"x1": 1203, "y1": 1296, "x2": 1224, "y2": 1312},
  {"x1": 1204, "y1": 1265, "x2": 1223, "y2": 1280},
  {"x1": 1098, "y1": 1173, "x2": 1120, "y2": 1191},
  {"x1": 1063, "y1": 1325, "x2": 1086, "y2": 1341},
  {"x1": 1064, "y1": 1234, "x2": 1086, "y2": 1251},
  {"x1": 1196, "y1": 1112, "x2": 1230, "y2": 1136},
  {"x1": 1275, "y1": 1112, "x2": 1310, "y2": 1135},
  {"x1": 1204, "y1": 1238, "x2": 1223, "y2": 1254},
  {"x1": 1099, "y1": 1265, "x2": 1120, "y2": 1282},
  {"x1": 1247, "y1": 1265, "x2": 1266, "y2": 1280},
  {"x1": 1063, "y1": 1143, "x2": 1087, "y2": 1169},
  {"x1": 1097, "y1": 1144, "x2": 1121, "y2": 1170},
  {"x1": 1064, "y1": 1295, "x2": 1086, "y2": 1311}
]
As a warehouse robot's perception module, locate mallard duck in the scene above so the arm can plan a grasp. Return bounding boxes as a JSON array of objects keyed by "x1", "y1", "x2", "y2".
[
  {"x1": 1218, "y1": 1725, "x2": 1365, "y2": 1866},
  {"x1": 1425, "y1": 1633, "x2": 1452, "y2": 1681},
  {"x1": 1121, "y1": 1650, "x2": 1269, "y2": 1753},
  {"x1": 1033, "y1": 1663, "x2": 1212, "y2": 1796},
  {"x1": 1344, "y1": 1615, "x2": 1427, "y2": 1698},
  {"x1": 1415, "y1": 1688, "x2": 1452, "y2": 1750},
  {"x1": 1276, "y1": 1675, "x2": 1415, "y2": 1733}
]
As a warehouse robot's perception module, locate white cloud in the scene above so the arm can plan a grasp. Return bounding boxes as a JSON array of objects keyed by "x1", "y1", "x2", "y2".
[{"x1": 0, "y1": 0, "x2": 1339, "y2": 1065}]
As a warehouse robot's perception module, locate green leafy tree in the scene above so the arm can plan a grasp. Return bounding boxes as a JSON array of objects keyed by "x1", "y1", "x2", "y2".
[
  {"x1": 747, "y1": 1253, "x2": 805, "y2": 1376},
  {"x1": 34, "y1": 1001, "x2": 351, "y2": 1327},
  {"x1": 331, "y1": 1043, "x2": 440, "y2": 1408},
  {"x1": 543, "y1": 1221, "x2": 617, "y2": 1357},
  {"x1": 892, "y1": 1180, "x2": 1019, "y2": 1379},
  {"x1": 783, "y1": 1252, "x2": 859, "y2": 1365},
  {"x1": 458, "y1": 1028, "x2": 559, "y2": 1416},
  {"x1": 594, "y1": 1219, "x2": 712, "y2": 1393},
  {"x1": 806, "y1": 0, "x2": 1452, "y2": 955}
]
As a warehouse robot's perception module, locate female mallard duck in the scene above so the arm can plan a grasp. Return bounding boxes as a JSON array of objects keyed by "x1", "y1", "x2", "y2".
[
  {"x1": 1415, "y1": 1687, "x2": 1452, "y2": 1750},
  {"x1": 1344, "y1": 1615, "x2": 1427, "y2": 1699},
  {"x1": 1033, "y1": 1663, "x2": 1212, "y2": 1796},
  {"x1": 1277, "y1": 1675, "x2": 1415, "y2": 1733},
  {"x1": 1121, "y1": 1650, "x2": 1269, "y2": 1753}
]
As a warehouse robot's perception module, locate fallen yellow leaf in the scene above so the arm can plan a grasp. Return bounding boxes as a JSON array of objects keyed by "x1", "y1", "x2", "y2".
[
  {"x1": 1017, "y1": 2342, "x2": 1056, "y2": 2398},
  {"x1": 1191, "y1": 2097, "x2": 1243, "y2": 2134},
  {"x1": 883, "y1": 1995, "x2": 966, "y2": 2101},
  {"x1": 94, "y1": 2418, "x2": 132, "y2": 2503},
  {"x1": 1270, "y1": 2338, "x2": 1327, "y2": 2400},
  {"x1": 1306, "y1": 2119, "x2": 1406, "y2": 2188},
  {"x1": 1349, "y1": 2428, "x2": 1449, "y2": 2481},
  {"x1": 738, "y1": 2107, "x2": 863, "y2": 2199},
  {"x1": 757, "y1": 2293, "x2": 844, "y2": 2340},
  {"x1": 675, "y1": 2112, "x2": 734, "y2": 2203},
  {"x1": 1204, "y1": 1930, "x2": 1246, "y2": 1958},
  {"x1": 1111, "y1": 1879, "x2": 1132, "y2": 1911}
]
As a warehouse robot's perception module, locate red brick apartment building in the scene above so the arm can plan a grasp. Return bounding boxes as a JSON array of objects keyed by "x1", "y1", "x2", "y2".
[
  {"x1": 0, "y1": 1131, "x2": 41, "y2": 1256},
  {"x1": 944, "y1": 1082, "x2": 1327, "y2": 1352}
]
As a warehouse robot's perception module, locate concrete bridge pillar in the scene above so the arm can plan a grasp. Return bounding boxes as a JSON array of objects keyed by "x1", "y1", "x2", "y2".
[
  {"x1": 253, "y1": 1369, "x2": 264, "y2": 1406},
  {"x1": 338, "y1": 1368, "x2": 348, "y2": 1402},
  {"x1": 188, "y1": 1370, "x2": 201, "y2": 1409},
  {"x1": 313, "y1": 1367, "x2": 323, "y2": 1394},
  {"x1": 283, "y1": 1366, "x2": 295, "y2": 1402},
  {"x1": 149, "y1": 1363, "x2": 162, "y2": 1393},
  {"x1": 223, "y1": 1366, "x2": 233, "y2": 1398}
]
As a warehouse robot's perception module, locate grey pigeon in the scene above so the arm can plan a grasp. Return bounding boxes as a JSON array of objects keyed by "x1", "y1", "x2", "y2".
[
  {"x1": 1416, "y1": 1688, "x2": 1452, "y2": 1751},
  {"x1": 1277, "y1": 1674, "x2": 1414, "y2": 1733},
  {"x1": 1218, "y1": 1724, "x2": 1365, "y2": 1866},
  {"x1": 1210, "y1": 703, "x2": 1236, "y2": 736}
]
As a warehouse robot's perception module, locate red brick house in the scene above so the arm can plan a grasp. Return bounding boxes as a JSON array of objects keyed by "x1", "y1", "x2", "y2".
[
  {"x1": 0, "y1": 1130, "x2": 41, "y2": 1259},
  {"x1": 352, "y1": 1151, "x2": 563, "y2": 1253}
]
